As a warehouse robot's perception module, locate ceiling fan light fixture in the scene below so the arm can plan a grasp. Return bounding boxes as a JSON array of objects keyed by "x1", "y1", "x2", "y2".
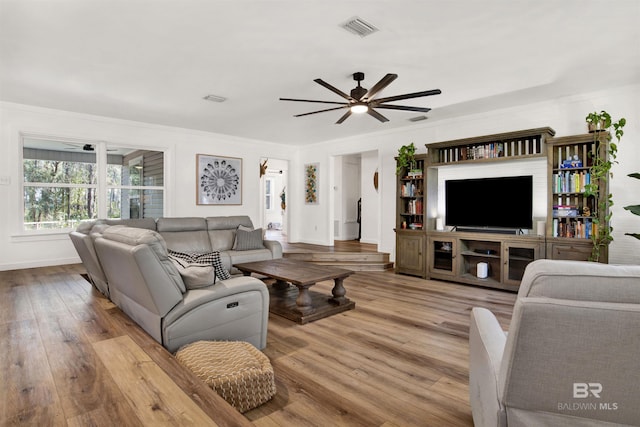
[{"x1": 350, "y1": 103, "x2": 369, "y2": 114}]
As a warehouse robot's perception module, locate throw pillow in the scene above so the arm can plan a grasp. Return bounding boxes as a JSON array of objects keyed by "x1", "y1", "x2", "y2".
[
  {"x1": 232, "y1": 224, "x2": 254, "y2": 250},
  {"x1": 168, "y1": 249, "x2": 231, "y2": 281},
  {"x1": 169, "y1": 256, "x2": 215, "y2": 289},
  {"x1": 234, "y1": 228, "x2": 265, "y2": 251}
]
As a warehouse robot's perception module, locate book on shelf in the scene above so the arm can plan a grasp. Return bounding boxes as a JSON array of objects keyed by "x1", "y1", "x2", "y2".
[
  {"x1": 553, "y1": 217, "x2": 593, "y2": 239},
  {"x1": 553, "y1": 205, "x2": 579, "y2": 218},
  {"x1": 553, "y1": 171, "x2": 590, "y2": 193},
  {"x1": 401, "y1": 182, "x2": 419, "y2": 197},
  {"x1": 405, "y1": 199, "x2": 423, "y2": 215}
]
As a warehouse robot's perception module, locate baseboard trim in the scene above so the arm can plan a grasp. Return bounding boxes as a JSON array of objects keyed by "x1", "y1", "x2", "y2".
[{"x1": 0, "y1": 257, "x2": 80, "y2": 272}]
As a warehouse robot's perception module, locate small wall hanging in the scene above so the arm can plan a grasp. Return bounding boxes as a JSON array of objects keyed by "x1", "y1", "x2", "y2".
[{"x1": 305, "y1": 163, "x2": 319, "y2": 204}]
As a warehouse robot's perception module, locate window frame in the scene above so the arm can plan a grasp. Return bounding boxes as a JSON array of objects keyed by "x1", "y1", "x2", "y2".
[
  {"x1": 265, "y1": 177, "x2": 275, "y2": 211},
  {"x1": 19, "y1": 133, "x2": 167, "y2": 234}
]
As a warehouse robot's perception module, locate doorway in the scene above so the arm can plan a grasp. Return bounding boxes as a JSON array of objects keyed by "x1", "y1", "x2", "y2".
[
  {"x1": 261, "y1": 158, "x2": 288, "y2": 242},
  {"x1": 333, "y1": 150, "x2": 379, "y2": 245}
]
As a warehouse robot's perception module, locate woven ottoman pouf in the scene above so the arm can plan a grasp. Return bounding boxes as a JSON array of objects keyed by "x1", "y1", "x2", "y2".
[{"x1": 175, "y1": 340, "x2": 276, "y2": 413}]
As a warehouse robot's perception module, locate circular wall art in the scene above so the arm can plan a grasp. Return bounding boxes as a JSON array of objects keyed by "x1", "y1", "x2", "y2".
[{"x1": 196, "y1": 154, "x2": 242, "y2": 205}]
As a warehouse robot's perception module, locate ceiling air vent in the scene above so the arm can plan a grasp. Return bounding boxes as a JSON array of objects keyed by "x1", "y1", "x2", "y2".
[
  {"x1": 203, "y1": 94, "x2": 227, "y2": 103},
  {"x1": 409, "y1": 115, "x2": 428, "y2": 122},
  {"x1": 341, "y1": 17, "x2": 378, "y2": 37}
]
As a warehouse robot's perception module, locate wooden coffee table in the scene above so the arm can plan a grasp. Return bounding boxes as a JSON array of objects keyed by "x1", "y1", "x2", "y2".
[{"x1": 234, "y1": 258, "x2": 355, "y2": 324}]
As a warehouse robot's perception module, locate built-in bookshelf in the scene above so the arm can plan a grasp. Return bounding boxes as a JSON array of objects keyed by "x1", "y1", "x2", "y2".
[
  {"x1": 397, "y1": 157, "x2": 426, "y2": 231},
  {"x1": 546, "y1": 132, "x2": 608, "y2": 262},
  {"x1": 395, "y1": 154, "x2": 428, "y2": 277},
  {"x1": 427, "y1": 127, "x2": 555, "y2": 166},
  {"x1": 551, "y1": 142, "x2": 595, "y2": 239}
]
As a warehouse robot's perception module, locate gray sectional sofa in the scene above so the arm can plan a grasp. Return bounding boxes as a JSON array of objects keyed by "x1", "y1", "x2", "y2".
[
  {"x1": 70, "y1": 216, "x2": 282, "y2": 297},
  {"x1": 69, "y1": 216, "x2": 282, "y2": 352}
]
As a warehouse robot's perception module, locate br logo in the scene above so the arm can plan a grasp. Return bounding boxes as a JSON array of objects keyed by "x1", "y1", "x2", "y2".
[{"x1": 573, "y1": 383, "x2": 602, "y2": 398}]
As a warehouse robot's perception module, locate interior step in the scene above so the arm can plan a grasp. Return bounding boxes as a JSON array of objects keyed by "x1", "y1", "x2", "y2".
[
  {"x1": 284, "y1": 252, "x2": 389, "y2": 262},
  {"x1": 284, "y1": 251, "x2": 393, "y2": 271},
  {"x1": 309, "y1": 261, "x2": 395, "y2": 272}
]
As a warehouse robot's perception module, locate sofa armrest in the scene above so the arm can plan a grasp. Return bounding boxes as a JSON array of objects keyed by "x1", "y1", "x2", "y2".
[
  {"x1": 263, "y1": 239, "x2": 283, "y2": 259},
  {"x1": 69, "y1": 230, "x2": 109, "y2": 296},
  {"x1": 469, "y1": 307, "x2": 508, "y2": 427},
  {"x1": 162, "y1": 276, "x2": 270, "y2": 352}
]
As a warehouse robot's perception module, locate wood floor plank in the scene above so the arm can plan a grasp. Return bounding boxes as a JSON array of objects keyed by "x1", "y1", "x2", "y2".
[
  {"x1": 0, "y1": 270, "x2": 35, "y2": 325},
  {"x1": 105, "y1": 307, "x2": 252, "y2": 427},
  {"x1": 0, "y1": 318, "x2": 65, "y2": 426},
  {"x1": 92, "y1": 335, "x2": 217, "y2": 426},
  {"x1": 1, "y1": 262, "x2": 517, "y2": 426}
]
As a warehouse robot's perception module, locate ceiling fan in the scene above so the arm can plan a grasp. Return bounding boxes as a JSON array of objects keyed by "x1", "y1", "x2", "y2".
[{"x1": 280, "y1": 72, "x2": 441, "y2": 124}]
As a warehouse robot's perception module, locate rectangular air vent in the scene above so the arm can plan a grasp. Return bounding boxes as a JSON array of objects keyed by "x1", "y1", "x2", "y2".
[
  {"x1": 341, "y1": 17, "x2": 378, "y2": 37},
  {"x1": 203, "y1": 94, "x2": 227, "y2": 103},
  {"x1": 409, "y1": 115, "x2": 429, "y2": 122}
]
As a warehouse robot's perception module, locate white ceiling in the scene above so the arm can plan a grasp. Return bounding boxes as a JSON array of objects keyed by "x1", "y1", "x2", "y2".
[{"x1": 1, "y1": 0, "x2": 639, "y2": 146}]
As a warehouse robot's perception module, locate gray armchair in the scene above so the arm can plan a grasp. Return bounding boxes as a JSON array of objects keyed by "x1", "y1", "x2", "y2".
[{"x1": 469, "y1": 259, "x2": 640, "y2": 426}]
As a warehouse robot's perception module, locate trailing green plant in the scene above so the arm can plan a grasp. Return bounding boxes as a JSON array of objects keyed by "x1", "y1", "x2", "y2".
[
  {"x1": 396, "y1": 142, "x2": 417, "y2": 176},
  {"x1": 623, "y1": 173, "x2": 640, "y2": 240},
  {"x1": 583, "y1": 111, "x2": 626, "y2": 261}
]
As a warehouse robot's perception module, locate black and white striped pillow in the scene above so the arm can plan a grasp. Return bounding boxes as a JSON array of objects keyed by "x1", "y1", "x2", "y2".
[
  {"x1": 234, "y1": 228, "x2": 265, "y2": 251},
  {"x1": 168, "y1": 249, "x2": 231, "y2": 281}
]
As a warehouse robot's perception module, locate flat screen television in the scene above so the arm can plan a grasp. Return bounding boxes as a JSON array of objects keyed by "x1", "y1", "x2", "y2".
[{"x1": 445, "y1": 175, "x2": 533, "y2": 230}]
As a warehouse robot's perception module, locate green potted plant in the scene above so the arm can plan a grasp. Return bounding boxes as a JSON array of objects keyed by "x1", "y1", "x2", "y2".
[
  {"x1": 396, "y1": 143, "x2": 417, "y2": 176},
  {"x1": 583, "y1": 111, "x2": 626, "y2": 261},
  {"x1": 280, "y1": 187, "x2": 286, "y2": 210},
  {"x1": 586, "y1": 110, "x2": 610, "y2": 133},
  {"x1": 623, "y1": 173, "x2": 640, "y2": 240}
]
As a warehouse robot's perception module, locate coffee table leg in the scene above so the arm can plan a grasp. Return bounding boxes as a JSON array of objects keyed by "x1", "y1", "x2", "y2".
[
  {"x1": 294, "y1": 284, "x2": 315, "y2": 315},
  {"x1": 330, "y1": 277, "x2": 349, "y2": 305},
  {"x1": 273, "y1": 279, "x2": 289, "y2": 291}
]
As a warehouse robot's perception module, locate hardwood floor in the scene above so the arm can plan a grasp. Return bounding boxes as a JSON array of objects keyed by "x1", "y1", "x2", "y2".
[{"x1": 0, "y1": 264, "x2": 516, "y2": 426}]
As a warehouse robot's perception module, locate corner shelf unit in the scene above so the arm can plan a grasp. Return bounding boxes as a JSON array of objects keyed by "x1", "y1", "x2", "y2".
[
  {"x1": 395, "y1": 154, "x2": 428, "y2": 277},
  {"x1": 397, "y1": 155, "x2": 426, "y2": 232},
  {"x1": 546, "y1": 132, "x2": 609, "y2": 262},
  {"x1": 427, "y1": 127, "x2": 555, "y2": 166}
]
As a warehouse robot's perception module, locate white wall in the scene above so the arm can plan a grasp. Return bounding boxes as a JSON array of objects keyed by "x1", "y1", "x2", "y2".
[
  {"x1": 360, "y1": 150, "x2": 379, "y2": 244},
  {"x1": 2, "y1": 83, "x2": 638, "y2": 269},
  {"x1": 294, "y1": 84, "x2": 640, "y2": 265},
  {"x1": 0, "y1": 102, "x2": 292, "y2": 270}
]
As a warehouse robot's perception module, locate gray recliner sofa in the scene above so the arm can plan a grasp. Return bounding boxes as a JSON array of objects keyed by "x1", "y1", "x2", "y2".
[
  {"x1": 69, "y1": 217, "x2": 157, "y2": 296},
  {"x1": 70, "y1": 215, "x2": 282, "y2": 297},
  {"x1": 93, "y1": 225, "x2": 270, "y2": 352}
]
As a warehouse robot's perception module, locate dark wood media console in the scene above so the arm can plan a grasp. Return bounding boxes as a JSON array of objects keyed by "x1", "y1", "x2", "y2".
[{"x1": 427, "y1": 231, "x2": 544, "y2": 292}]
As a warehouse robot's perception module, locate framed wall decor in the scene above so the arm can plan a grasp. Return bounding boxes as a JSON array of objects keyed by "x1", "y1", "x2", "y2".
[
  {"x1": 304, "y1": 162, "x2": 319, "y2": 204},
  {"x1": 197, "y1": 154, "x2": 242, "y2": 205}
]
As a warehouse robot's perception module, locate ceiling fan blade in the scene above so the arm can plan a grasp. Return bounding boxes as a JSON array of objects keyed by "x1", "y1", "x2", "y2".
[
  {"x1": 374, "y1": 89, "x2": 442, "y2": 104},
  {"x1": 367, "y1": 108, "x2": 389, "y2": 123},
  {"x1": 280, "y1": 97, "x2": 347, "y2": 106},
  {"x1": 364, "y1": 73, "x2": 397, "y2": 100},
  {"x1": 335, "y1": 110, "x2": 352, "y2": 124},
  {"x1": 375, "y1": 105, "x2": 432, "y2": 113},
  {"x1": 314, "y1": 78, "x2": 355, "y2": 101},
  {"x1": 293, "y1": 105, "x2": 349, "y2": 117}
]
